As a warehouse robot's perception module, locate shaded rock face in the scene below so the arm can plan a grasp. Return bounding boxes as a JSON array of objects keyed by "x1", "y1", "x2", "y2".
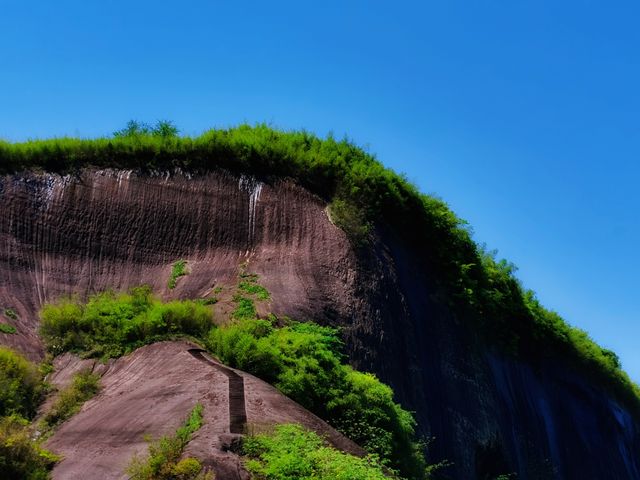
[{"x1": 1, "y1": 169, "x2": 639, "y2": 479}]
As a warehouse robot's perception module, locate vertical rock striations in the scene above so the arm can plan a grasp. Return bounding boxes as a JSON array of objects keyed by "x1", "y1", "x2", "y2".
[{"x1": 1, "y1": 169, "x2": 639, "y2": 479}]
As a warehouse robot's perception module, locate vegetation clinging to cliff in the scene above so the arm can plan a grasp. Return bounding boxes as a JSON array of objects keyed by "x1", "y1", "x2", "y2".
[
  {"x1": 0, "y1": 347, "x2": 44, "y2": 419},
  {"x1": 242, "y1": 424, "x2": 389, "y2": 480},
  {"x1": 206, "y1": 317, "x2": 427, "y2": 479},
  {"x1": 3, "y1": 124, "x2": 638, "y2": 413},
  {"x1": 127, "y1": 404, "x2": 211, "y2": 480},
  {"x1": 0, "y1": 348, "x2": 57, "y2": 479},
  {"x1": 41, "y1": 370, "x2": 100, "y2": 433},
  {"x1": 38, "y1": 286, "x2": 428, "y2": 479},
  {"x1": 39, "y1": 286, "x2": 212, "y2": 358}
]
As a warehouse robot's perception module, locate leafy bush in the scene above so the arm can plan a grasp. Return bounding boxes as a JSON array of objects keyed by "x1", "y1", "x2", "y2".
[
  {"x1": 0, "y1": 347, "x2": 43, "y2": 419},
  {"x1": 238, "y1": 277, "x2": 270, "y2": 301},
  {"x1": 231, "y1": 295, "x2": 258, "y2": 321},
  {"x1": 207, "y1": 318, "x2": 426, "y2": 479},
  {"x1": 0, "y1": 415, "x2": 58, "y2": 480},
  {"x1": 328, "y1": 198, "x2": 371, "y2": 244},
  {"x1": 127, "y1": 404, "x2": 212, "y2": 480},
  {"x1": 3, "y1": 308, "x2": 18, "y2": 320},
  {"x1": 113, "y1": 120, "x2": 179, "y2": 139},
  {"x1": 168, "y1": 260, "x2": 188, "y2": 290},
  {"x1": 0, "y1": 323, "x2": 17, "y2": 334},
  {"x1": 41, "y1": 370, "x2": 100, "y2": 431},
  {"x1": 242, "y1": 424, "x2": 388, "y2": 480},
  {"x1": 40, "y1": 286, "x2": 213, "y2": 358}
]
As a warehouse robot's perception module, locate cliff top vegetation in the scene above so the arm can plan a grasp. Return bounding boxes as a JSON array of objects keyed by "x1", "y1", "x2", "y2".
[{"x1": 1, "y1": 123, "x2": 638, "y2": 415}]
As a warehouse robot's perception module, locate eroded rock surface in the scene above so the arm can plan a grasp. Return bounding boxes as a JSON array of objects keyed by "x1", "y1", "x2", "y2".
[{"x1": 2, "y1": 169, "x2": 640, "y2": 479}]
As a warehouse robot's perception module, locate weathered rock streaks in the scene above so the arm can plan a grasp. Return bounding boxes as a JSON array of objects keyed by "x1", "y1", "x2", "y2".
[{"x1": 2, "y1": 168, "x2": 640, "y2": 479}]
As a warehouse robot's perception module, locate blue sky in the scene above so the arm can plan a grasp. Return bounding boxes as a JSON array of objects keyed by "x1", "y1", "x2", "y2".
[{"x1": 1, "y1": 1, "x2": 639, "y2": 380}]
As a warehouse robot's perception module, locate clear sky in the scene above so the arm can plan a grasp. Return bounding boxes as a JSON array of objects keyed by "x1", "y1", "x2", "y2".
[{"x1": 1, "y1": 1, "x2": 638, "y2": 380}]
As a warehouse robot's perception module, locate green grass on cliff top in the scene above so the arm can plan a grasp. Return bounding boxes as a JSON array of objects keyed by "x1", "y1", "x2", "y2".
[{"x1": 1, "y1": 123, "x2": 638, "y2": 414}]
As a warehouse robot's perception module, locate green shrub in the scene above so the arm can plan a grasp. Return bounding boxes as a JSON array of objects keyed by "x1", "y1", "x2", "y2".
[
  {"x1": 3, "y1": 308, "x2": 18, "y2": 320},
  {"x1": 127, "y1": 404, "x2": 211, "y2": 480},
  {"x1": 238, "y1": 280, "x2": 270, "y2": 301},
  {"x1": 328, "y1": 198, "x2": 371, "y2": 244},
  {"x1": 41, "y1": 370, "x2": 100, "y2": 431},
  {"x1": 0, "y1": 347, "x2": 43, "y2": 419},
  {"x1": 231, "y1": 295, "x2": 257, "y2": 321},
  {"x1": 0, "y1": 415, "x2": 58, "y2": 480},
  {"x1": 0, "y1": 324, "x2": 17, "y2": 334},
  {"x1": 168, "y1": 260, "x2": 188, "y2": 290},
  {"x1": 113, "y1": 120, "x2": 179, "y2": 139},
  {"x1": 40, "y1": 286, "x2": 213, "y2": 358},
  {"x1": 242, "y1": 424, "x2": 388, "y2": 480},
  {"x1": 206, "y1": 318, "x2": 426, "y2": 479}
]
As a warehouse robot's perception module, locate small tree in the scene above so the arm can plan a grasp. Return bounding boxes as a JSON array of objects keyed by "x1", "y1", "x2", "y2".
[
  {"x1": 153, "y1": 120, "x2": 179, "y2": 138},
  {"x1": 113, "y1": 120, "x2": 151, "y2": 137},
  {"x1": 113, "y1": 120, "x2": 179, "y2": 138}
]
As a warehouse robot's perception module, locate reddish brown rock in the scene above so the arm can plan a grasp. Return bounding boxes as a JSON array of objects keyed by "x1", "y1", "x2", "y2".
[
  {"x1": 3, "y1": 169, "x2": 640, "y2": 479},
  {"x1": 44, "y1": 341, "x2": 362, "y2": 480}
]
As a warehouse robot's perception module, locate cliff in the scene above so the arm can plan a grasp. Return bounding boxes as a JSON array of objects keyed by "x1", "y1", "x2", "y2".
[{"x1": 1, "y1": 167, "x2": 639, "y2": 479}]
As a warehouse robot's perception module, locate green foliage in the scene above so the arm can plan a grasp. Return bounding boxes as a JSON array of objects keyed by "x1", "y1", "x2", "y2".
[
  {"x1": 328, "y1": 198, "x2": 371, "y2": 244},
  {"x1": 3, "y1": 123, "x2": 637, "y2": 411},
  {"x1": 127, "y1": 404, "x2": 212, "y2": 480},
  {"x1": 231, "y1": 295, "x2": 257, "y2": 321},
  {"x1": 238, "y1": 280, "x2": 270, "y2": 301},
  {"x1": 113, "y1": 120, "x2": 179, "y2": 139},
  {"x1": 0, "y1": 347, "x2": 43, "y2": 419},
  {"x1": 476, "y1": 249, "x2": 640, "y2": 411},
  {"x1": 237, "y1": 268, "x2": 270, "y2": 301},
  {"x1": 206, "y1": 318, "x2": 426, "y2": 479},
  {"x1": 0, "y1": 415, "x2": 58, "y2": 480},
  {"x1": 39, "y1": 285, "x2": 213, "y2": 358},
  {"x1": 168, "y1": 260, "x2": 188, "y2": 290},
  {"x1": 0, "y1": 323, "x2": 17, "y2": 334},
  {"x1": 328, "y1": 369, "x2": 427, "y2": 478},
  {"x1": 195, "y1": 297, "x2": 218, "y2": 306},
  {"x1": 3, "y1": 308, "x2": 18, "y2": 320},
  {"x1": 242, "y1": 424, "x2": 388, "y2": 480},
  {"x1": 41, "y1": 370, "x2": 100, "y2": 431}
]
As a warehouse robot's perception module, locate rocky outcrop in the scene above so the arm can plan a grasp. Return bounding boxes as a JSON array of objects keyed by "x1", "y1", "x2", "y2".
[
  {"x1": 44, "y1": 341, "x2": 362, "y2": 479},
  {"x1": 1, "y1": 169, "x2": 639, "y2": 479}
]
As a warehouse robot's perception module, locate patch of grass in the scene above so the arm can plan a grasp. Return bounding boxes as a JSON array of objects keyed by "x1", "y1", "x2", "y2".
[
  {"x1": 41, "y1": 370, "x2": 100, "y2": 432},
  {"x1": 3, "y1": 308, "x2": 18, "y2": 321},
  {"x1": 237, "y1": 268, "x2": 270, "y2": 300},
  {"x1": 168, "y1": 260, "x2": 188, "y2": 290},
  {"x1": 0, "y1": 415, "x2": 59, "y2": 480},
  {"x1": 232, "y1": 295, "x2": 257, "y2": 321},
  {"x1": 127, "y1": 404, "x2": 212, "y2": 480},
  {"x1": 242, "y1": 424, "x2": 388, "y2": 480},
  {"x1": 0, "y1": 324, "x2": 16, "y2": 334},
  {"x1": 39, "y1": 285, "x2": 213, "y2": 358},
  {"x1": 238, "y1": 281, "x2": 270, "y2": 301}
]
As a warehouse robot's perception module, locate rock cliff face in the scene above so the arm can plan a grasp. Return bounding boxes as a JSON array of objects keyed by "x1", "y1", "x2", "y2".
[{"x1": 1, "y1": 169, "x2": 639, "y2": 479}]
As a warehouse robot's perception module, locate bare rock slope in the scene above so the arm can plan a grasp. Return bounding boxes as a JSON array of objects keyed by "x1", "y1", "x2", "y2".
[
  {"x1": 44, "y1": 341, "x2": 362, "y2": 479},
  {"x1": 2, "y1": 169, "x2": 640, "y2": 479}
]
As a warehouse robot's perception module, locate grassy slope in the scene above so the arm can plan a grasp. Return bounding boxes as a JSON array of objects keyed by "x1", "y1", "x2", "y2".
[{"x1": 1, "y1": 124, "x2": 638, "y2": 414}]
